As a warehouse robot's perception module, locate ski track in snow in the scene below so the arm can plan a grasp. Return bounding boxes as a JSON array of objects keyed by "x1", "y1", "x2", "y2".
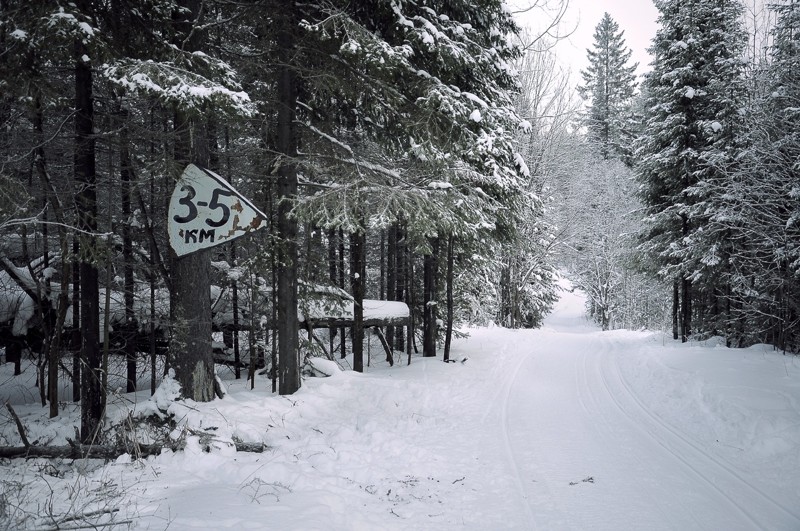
[
  {"x1": 601, "y1": 350, "x2": 800, "y2": 528},
  {"x1": 499, "y1": 342, "x2": 538, "y2": 528},
  {"x1": 492, "y1": 283, "x2": 800, "y2": 531}
]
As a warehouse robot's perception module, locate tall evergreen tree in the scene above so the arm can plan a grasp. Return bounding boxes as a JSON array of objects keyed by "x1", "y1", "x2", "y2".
[
  {"x1": 0, "y1": 0, "x2": 548, "y2": 408},
  {"x1": 259, "y1": 0, "x2": 531, "y2": 366},
  {"x1": 578, "y1": 13, "x2": 638, "y2": 162},
  {"x1": 635, "y1": 0, "x2": 748, "y2": 341},
  {"x1": 719, "y1": 1, "x2": 800, "y2": 350},
  {"x1": 761, "y1": 0, "x2": 800, "y2": 351}
]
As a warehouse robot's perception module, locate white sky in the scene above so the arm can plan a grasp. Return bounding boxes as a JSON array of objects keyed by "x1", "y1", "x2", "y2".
[{"x1": 513, "y1": 0, "x2": 660, "y2": 84}]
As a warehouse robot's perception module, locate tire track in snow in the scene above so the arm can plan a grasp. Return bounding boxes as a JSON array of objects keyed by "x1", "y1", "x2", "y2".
[{"x1": 597, "y1": 347, "x2": 800, "y2": 530}]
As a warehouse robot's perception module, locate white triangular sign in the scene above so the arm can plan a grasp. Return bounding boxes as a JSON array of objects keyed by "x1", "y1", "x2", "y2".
[{"x1": 168, "y1": 164, "x2": 267, "y2": 257}]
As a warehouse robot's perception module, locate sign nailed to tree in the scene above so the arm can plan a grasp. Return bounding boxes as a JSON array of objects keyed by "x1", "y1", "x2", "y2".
[{"x1": 168, "y1": 164, "x2": 267, "y2": 257}]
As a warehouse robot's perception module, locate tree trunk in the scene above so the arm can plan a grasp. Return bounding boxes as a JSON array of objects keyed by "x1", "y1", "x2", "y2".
[
  {"x1": 7, "y1": 341, "x2": 22, "y2": 376},
  {"x1": 224, "y1": 129, "x2": 241, "y2": 379},
  {"x1": 379, "y1": 230, "x2": 386, "y2": 300},
  {"x1": 443, "y1": 234, "x2": 454, "y2": 362},
  {"x1": 149, "y1": 176, "x2": 158, "y2": 396},
  {"x1": 147, "y1": 110, "x2": 158, "y2": 395},
  {"x1": 120, "y1": 108, "x2": 137, "y2": 393},
  {"x1": 423, "y1": 238, "x2": 439, "y2": 357},
  {"x1": 0, "y1": 440, "x2": 267, "y2": 460},
  {"x1": 32, "y1": 87, "x2": 62, "y2": 418},
  {"x1": 395, "y1": 223, "x2": 406, "y2": 351},
  {"x1": 75, "y1": 38, "x2": 102, "y2": 444},
  {"x1": 231, "y1": 244, "x2": 241, "y2": 379},
  {"x1": 327, "y1": 228, "x2": 337, "y2": 356},
  {"x1": 169, "y1": 110, "x2": 215, "y2": 401},
  {"x1": 170, "y1": 236, "x2": 215, "y2": 399},
  {"x1": 681, "y1": 277, "x2": 691, "y2": 343},
  {"x1": 672, "y1": 279, "x2": 679, "y2": 341},
  {"x1": 48, "y1": 256, "x2": 70, "y2": 419},
  {"x1": 168, "y1": 0, "x2": 216, "y2": 403},
  {"x1": 275, "y1": 9, "x2": 301, "y2": 394},
  {"x1": 339, "y1": 228, "x2": 346, "y2": 359},
  {"x1": 72, "y1": 236, "x2": 81, "y2": 401},
  {"x1": 386, "y1": 225, "x2": 397, "y2": 354},
  {"x1": 350, "y1": 229, "x2": 366, "y2": 372}
]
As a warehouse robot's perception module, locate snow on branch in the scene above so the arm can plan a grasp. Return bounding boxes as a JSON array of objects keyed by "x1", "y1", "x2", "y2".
[{"x1": 102, "y1": 59, "x2": 254, "y2": 117}]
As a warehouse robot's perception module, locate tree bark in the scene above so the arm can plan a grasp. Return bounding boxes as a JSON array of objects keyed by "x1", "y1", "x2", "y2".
[
  {"x1": 395, "y1": 223, "x2": 406, "y2": 351},
  {"x1": 75, "y1": 37, "x2": 102, "y2": 444},
  {"x1": 386, "y1": 225, "x2": 397, "y2": 353},
  {"x1": 0, "y1": 440, "x2": 267, "y2": 460},
  {"x1": 672, "y1": 279, "x2": 679, "y2": 341},
  {"x1": 350, "y1": 229, "x2": 366, "y2": 372},
  {"x1": 32, "y1": 87, "x2": 64, "y2": 418},
  {"x1": 120, "y1": 108, "x2": 137, "y2": 393},
  {"x1": 275, "y1": 8, "x2": 301, "y2": 393},
  {"x1": 327, "y1": 228, "x2": 337, "y2": 356},
  {"x1": 423, "y1": 238, "x2": 440, "y2": 357},
  {"x1": 149, "y1": 174, "x2": 157, "y2": 396},
  {"x1": 443, "y1": 234, "x2": 454, "y2": 362},
  {"x1": 338, "y1": 228, "x2": 346, "y2": 359},
  {"x1": 168, "y1": 0, "x2": 217, "y2": 403},
  {"x1": 681, "y1": 277, "x2": 691, "y2": 343},
  {"x1": 72, "y1": 235, "x2": 81, "y2": 401},
  {"x1": 169, "y1": 108, "x2": 215, "y2": 401}
]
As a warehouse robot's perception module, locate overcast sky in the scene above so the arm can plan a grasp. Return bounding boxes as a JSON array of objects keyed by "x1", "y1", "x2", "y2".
[{"x1": 514, "y1": 0, "x2": 660, "y2": 83}]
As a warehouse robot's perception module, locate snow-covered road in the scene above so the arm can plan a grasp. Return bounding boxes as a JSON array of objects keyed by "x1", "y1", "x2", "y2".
[
  {"x1": 470, "y1": 286, "x2": 800, "y2": 530},
  {"x1": 3, "y1": 282, "x2": 799, "y2": 530}
]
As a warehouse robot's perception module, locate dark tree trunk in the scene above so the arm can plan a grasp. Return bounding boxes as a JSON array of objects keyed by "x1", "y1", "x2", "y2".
[
  {"x1": 169, "y1": 105, "x2": 216, "y2": 401},
  {"x1": 408, "y1": 248, "x2": 418, "y2": 358},
  {"x1": 120, "y1": 108, "x2": 137, "y2": 393},
  {"x1": 275, "y1": 9, "x2": 301, "y2": 394},
  {"x1": 72, "y1": 236, "x2": 80, "y2": 401},
  {"x1": 148, "y1": 109, "x2": 158, "y2": 396},
  {"x1": 7, "y1": 341, "x2": 22, "y2": 376},
  {"x1": 380, "y1": 230, "x2": 386, "y2": 300},
  {"x1": 227, "y1": 129, "x2": 241, "y2": 380},
  {"x1": 75, "y1": 38, "x2": 102, "y2": 444},
  {"x1": 327, "y1": 228, "x2": 337, "y2": 356},
  {"x1": 32, "y1": 89, "x2": 60, "y2": 417},
  {"x1": 149, "y1": 174, "x2": 158, "y2": 396},
  {"x1": 423, "y1": 238, "x2": 440, "y2": 357},
  {"x1": 48, "y1": 240, "x2": 70, "y2": 419},
  {"x1": 339, "y1": 228, "x2": 346, "y2": 359},
  {"x1": 231, "y1": 243, "x2": 241, "y2": 379},
  {"x1": 350, "y1": 229, "x2": 366, "y2": 372},
  {"x1": 443, "y1": 234, "x2": 454, "y2": 362},
  {"x1": 386, "y1": 225, "x2": 397, "y2": 354},
  {"x1": 681, "y1": 277, "x2": 691, "y2": 343},
  {"x1": 395, "y1": 223, "x2": 406, "y2": 351},
  {"x1": 672, "y1": 279, "x2": 679, "y2": 341},
  {"x1": 168, "y1": 0, "x2": 216, "y2": 403}
]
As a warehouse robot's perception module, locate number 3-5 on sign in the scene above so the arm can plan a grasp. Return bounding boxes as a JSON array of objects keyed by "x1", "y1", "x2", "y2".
[{"x1": 168, "y1": 164, "x2": 267, "y2": 257}]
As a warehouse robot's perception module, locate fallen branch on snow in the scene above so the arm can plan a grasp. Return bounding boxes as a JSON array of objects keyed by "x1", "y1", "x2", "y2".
[{"x1": 0, "y1": 439, "x2": 268, "y2": 460}]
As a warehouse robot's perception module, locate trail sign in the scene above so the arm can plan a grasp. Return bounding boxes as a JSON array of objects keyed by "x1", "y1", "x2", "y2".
[{"x1": 168, "y1": 164, "x2": 267, "y2": 257}]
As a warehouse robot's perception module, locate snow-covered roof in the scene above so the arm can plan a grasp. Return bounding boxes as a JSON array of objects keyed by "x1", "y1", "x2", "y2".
[{"x1": 301, "y1": 299, "x2": 410, "y2": 327}]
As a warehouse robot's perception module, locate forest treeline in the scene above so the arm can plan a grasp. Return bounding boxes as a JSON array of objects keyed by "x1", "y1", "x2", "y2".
[
  {"x1": 560, "y1": 0, "x2": 799, "y2": 355},
  {"x1": 1, "y1": 0, "x2": 798, "y2": 444},
  {"x1": 0, "y1": 0, "x2": 558, "y2": 441}
]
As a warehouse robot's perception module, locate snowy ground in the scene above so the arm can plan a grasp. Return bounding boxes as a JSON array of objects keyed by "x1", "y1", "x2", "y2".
[{"x1": 2, "y1": 282, "x2": 800, "y2": 530}]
